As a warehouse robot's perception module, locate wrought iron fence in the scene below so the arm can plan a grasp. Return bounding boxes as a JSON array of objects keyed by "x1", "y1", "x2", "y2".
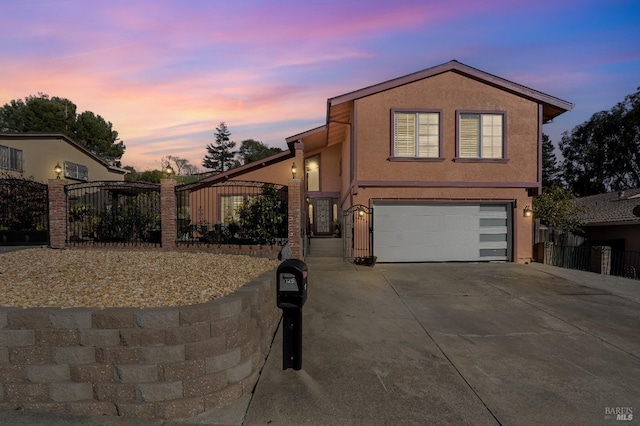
[
  {"x1": 65, "y1": 181, "x2": 161, "y2": 246},
  {"x1": 612, "y1": 250, "x2": 640, "y2": 279},
  {"x1": 343, "y1": 204, "x2": 373, "y2": 263},
  {"x1": 545, "y1": 244, "x2": 640, "y2": 280},
  {"x1": 0, "y1": 177, "x2": 49, "y2": 245},
  {"x1": 175, "y1": 180, "x2": 288, "y2": 246}
]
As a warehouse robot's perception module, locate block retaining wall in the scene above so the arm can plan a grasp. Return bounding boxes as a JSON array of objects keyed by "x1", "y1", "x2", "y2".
[
  {"x1": 0, "y1": 271, "x2": 281, "y2": 420},
  {"x1": 62, "y1": 243, "x2": 282, "y2": 259}
]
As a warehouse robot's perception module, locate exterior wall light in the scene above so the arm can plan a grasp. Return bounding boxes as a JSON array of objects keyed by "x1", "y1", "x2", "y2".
[
  {"x1": 291, "y1": 162, "x2": 297, "y2": 179},
  {"x1": 358, "y1": 209, "x2": 365, "y2": 219},
  {"x1": 54, "y1": 163, "x2": 62, "y2": 179},
  {"x1": 523, "y1": 206, "x2": 533, "y2": 217}
]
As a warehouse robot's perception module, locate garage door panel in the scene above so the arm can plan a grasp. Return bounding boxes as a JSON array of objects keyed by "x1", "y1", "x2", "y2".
[{"x1": 373, "y1": 203, "x2": 511, "y2": 262}]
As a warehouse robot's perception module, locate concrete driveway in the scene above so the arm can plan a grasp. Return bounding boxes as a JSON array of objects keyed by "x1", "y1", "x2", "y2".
[
  {"x1": 245, "y1": 259, "x2": 640, "y2": 426},
  {"x1": 1, "y1": 257, "x2": 638, "y2": 425}
]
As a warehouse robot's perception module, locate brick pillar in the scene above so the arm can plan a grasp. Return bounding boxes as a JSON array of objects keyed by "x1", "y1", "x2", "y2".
[
  {"x1": 160, "y1": 179, "x2": 177, "y2": 250},
  {"x1": 287, "y1": 144, "x2": 305, "y2": 260},
  {"x1": 48, "y1": 179, "x2": 68, "y2": 249},
  {"x1": 288, "y1": 177, "x2": 302, "y2": 259}
]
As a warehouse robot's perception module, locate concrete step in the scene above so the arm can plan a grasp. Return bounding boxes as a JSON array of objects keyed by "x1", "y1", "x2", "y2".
[{"x1": 308, "y1": 238, "x2": 343, "y2": 257}]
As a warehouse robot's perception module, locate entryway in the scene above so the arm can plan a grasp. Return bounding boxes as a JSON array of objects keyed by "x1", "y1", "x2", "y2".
[{"x1": 307, "y1": 237, "x2": 343, "y2": 257}]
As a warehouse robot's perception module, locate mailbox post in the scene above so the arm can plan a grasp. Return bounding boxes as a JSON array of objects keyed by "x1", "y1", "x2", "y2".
[{"x1": 276, "y1": 259, "x2": 307, "y2": 370}]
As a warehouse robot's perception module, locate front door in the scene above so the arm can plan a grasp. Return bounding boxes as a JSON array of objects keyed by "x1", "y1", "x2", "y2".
[{"x1": 314, "y1": 198, "x2": 333, "y2": 235}]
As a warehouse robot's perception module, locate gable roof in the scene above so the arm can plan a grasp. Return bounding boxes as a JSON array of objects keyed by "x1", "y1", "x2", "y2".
[
  {"x1": 189, "y1": 144, "x2": 295, "y2": 187},
  {"x1": 327, "y1": 60, "x2": 573, "y2": 124},
  {"x1": 0, "y1": 132, "x2": 127, "y2": 174},
  {"x1": 575, "y1": 188, "x2": 640, "y2": 226}
]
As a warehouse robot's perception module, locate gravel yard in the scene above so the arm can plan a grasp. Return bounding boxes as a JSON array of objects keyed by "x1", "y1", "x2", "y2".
[{"x1": 0, "y1": 248, "x2": 279, "y2": 309}]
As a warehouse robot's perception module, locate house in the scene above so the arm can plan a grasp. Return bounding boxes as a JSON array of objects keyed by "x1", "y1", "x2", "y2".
[
  {"x1": 574, "y1": 188, "x2": 640, "y2": 252},
  {"x1": 0, "y1": 133, "x2": 126, "y2": 182},
  {"x1": 196, "y1": 60, "x2": 573, "y2": 263}
]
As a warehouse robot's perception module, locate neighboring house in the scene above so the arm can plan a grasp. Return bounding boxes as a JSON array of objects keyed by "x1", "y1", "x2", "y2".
[
  {"x1": 0, "y1": 133, "x2": 126, "y2": 182},
  {"x1": 575, "y1": 188, "x2": 640, "y2": 253},
  {"x1": 196, "y1": 60, "x2": 573, "y2": 263}
]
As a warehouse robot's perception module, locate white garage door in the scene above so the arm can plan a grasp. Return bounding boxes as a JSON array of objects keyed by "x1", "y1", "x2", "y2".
[{"x1": 373, "y1": 202, "x2": 511, "y2": 262}]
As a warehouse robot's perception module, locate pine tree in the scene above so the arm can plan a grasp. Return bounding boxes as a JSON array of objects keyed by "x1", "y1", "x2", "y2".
[
  {"x1": 542, "y1": 133, "x2": 561, "y2": 188},
  {"x1": 202, "y1": 122, "x2": 238, "y2": 172}
]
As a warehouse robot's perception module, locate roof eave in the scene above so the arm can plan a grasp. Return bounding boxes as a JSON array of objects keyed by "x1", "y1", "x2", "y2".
[
  {"x1": 327, "y1": 60, "x2": 573, "y2": 117},
  {"x1": 285, "y1": 125, "x2": 326, "y2": 144},
  {"x1": 196, "y1": 149, "x2": 294, "y2": 185},
  {"x1": 0, "y1": 132, "x2": 123, "y2": 172}
]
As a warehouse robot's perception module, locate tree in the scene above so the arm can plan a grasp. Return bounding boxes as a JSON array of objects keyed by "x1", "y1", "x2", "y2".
[
  {"x1": 74, "y1": 111, "x2": 124, "y2": 165},
  {"x1": 0, "y1": 94, "x2": 125, "y2": 164},
  {"x1": 237, "y1": 184, "x2": 287, "y2": 244},
  {"x1": 560, "y1": 87, "x2": 640, "y2": 196},
  {"x1": 137, "y1": 170, "x2": 165, "y2": 183},
  {"x1": 542, "y1": 134, "x2": 561, "y2": 188},
  {"x1": 159, "y1": 155, "x2": 200, "y2": 176},
  {"x1": 533, "y1": 186, "x2": 584, "y2": 233},
  {"x1": 202, "y1": 122, "x2": 237, "y2": 172},
  {"x1": 238, "y1": 139, "x2": 283, "y2": 165},
  {"x1": 123, "y1": 167, "x2": 164, "y2": 183}
]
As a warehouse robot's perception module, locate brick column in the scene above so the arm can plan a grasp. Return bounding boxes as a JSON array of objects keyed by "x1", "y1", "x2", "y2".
[
  {"x1": 287, "y1": 144, "x2": 305, "y2": 260},
  {"x1": 48, "y1": 179, "x2": 68, "y2": 249},
  {"x1": 288, "y1": 177, "x2": 302, "y2": 259},
  {"x1": 160, "y1": 179, "x2": 177, "y2": 250}
]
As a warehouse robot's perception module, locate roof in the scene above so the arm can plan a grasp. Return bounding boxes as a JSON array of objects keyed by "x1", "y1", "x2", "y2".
[
  {"x1": 0, "y1": 132, "x2": 127, "y2": 174},
  {"x1": 328, "y1": 60, "x2": 574, "y2": 124},
  {"x1": 190, "y1": 148, "x2": 294, "y2": 187},
  {"x1": 575, "y1": 188, "x2": 640, "y2": 226},
  {"x1": 308, "y1": 59, "x2": 575, "y2": 148}
]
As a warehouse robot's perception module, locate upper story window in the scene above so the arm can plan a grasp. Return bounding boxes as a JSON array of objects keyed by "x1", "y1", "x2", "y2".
[
  {"x1": 392, "y1": 111, "x2": 441, "y2": 159},
  {"x1": 0, "y1": 145, "x2": 23, "y2": 172},
  {"x1": 64, "y1": 161, "x2": 89, "y2": 181},
  {"x1": 305, "y1": 156, "x2": 320, "y2": 192},
  {"x1": 457, "y1": 112, "x2": 505, "y2": 160}
]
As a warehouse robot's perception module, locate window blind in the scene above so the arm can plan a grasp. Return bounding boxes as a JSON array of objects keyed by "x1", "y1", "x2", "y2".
[
  {"x1": 221, "y1": 195, "x2": 244, "y2": 223},
  {"x1": 394, "y1": 112, "x2": 439, "y2": 157},
  {"x1": 394, "y1": 113, "x2": 415, "y2": 157},
  {"x1": 459, "y1": 114, "x2": 480, "y2": 157},
  {"x1": 459, "y1": 113, "x2": 503, "y2": 158},
  {"x1": 0, "y1": 145, "x2": 23, "y2": 171}
]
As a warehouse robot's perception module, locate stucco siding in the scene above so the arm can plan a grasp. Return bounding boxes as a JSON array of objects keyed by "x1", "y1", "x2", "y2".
[
  {"x1": 0, "y1": 136, "x2": 124, "y2": 182},
  {"x1": 354, "y1": 72, "x2": 539, "y2": 184},
  {"x1": 229, "y1": 160, "x2": 291, "y2": 186}
]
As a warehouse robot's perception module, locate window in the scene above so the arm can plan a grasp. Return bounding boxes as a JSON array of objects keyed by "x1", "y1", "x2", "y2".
[
  {"x1": 221, "y1": 195, "x2": 244, "y2": 223},
  {"x1": 393, "y1": 111, "x2": 440, "y2": 158},
  {"x1": 458, "y1": 113, "x2": 504, "y2": 159},
  {"x1": 64, "y1": 161, "x2": 89, "y2": 181},
  {"x1": 0, "y1": 145, "x2": 23, "y2": 171},
  {"x1": 305, "y1": 156, "x2": 320, "y2": 192}
]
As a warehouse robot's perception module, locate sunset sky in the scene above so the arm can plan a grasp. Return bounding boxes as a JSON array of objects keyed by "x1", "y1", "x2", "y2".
[{"x1": 1, "y1": 0, "x2": 639, "y2": 171}]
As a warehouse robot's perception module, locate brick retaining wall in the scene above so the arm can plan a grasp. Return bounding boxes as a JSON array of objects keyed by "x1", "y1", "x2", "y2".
[{"x1": 0, "y1": 271, "x2": 281, "y2": 420}]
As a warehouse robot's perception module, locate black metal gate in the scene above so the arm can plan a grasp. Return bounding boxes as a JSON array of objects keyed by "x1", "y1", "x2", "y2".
[
  {"x1": 0, "y1": 177, "x2": 49, "y2": 245},
  {"x1": 343, "y1": 204, "x2": 373, "y2": 262},
  {"x1": 65, "y1": 181, "x2": 161, "y2": 246}
]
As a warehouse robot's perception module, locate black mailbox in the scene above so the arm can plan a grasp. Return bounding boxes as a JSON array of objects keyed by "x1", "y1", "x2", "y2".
[
  {"x1": 276, "y1": 259, "x2": 307, "y2": 371},
  {"x1": 277, "y1": 259, "x2": 307, "y2": 309}
]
